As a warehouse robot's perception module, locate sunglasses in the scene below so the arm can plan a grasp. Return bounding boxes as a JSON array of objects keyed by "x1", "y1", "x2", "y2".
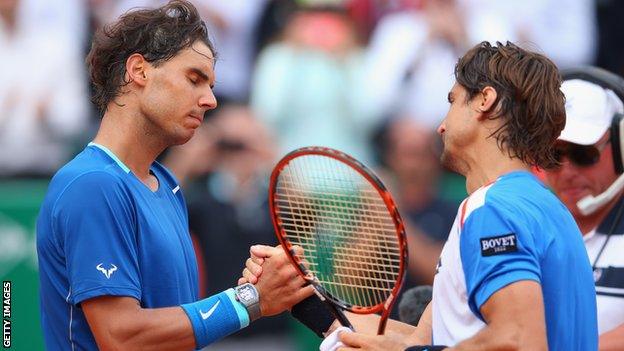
[{"x1": 554, "y1": 138, "x2": 611, "y2": 167}]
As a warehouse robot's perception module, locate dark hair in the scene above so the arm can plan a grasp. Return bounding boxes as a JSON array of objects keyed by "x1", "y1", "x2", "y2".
[
  {"x1": 455, "y1": 41, "x2": 565, "y2": 169},
  {"x1": 87, "y1": 0, "x2": 216, "y2": 114}
]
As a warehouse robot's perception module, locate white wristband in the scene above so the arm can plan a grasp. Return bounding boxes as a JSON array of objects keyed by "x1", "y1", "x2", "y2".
[{"x1": 319, "y1": 326, "x2": 351, "y2": 351}]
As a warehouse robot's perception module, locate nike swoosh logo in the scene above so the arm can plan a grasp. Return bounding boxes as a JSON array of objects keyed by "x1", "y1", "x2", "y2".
[{"x1": 199, "y1": 300, "x2": 220, "y2": 320}]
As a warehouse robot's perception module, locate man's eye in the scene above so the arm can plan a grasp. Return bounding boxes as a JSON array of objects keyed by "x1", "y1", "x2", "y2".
[{"x1": 188, "y1": 78, "x2": 198, "y2": 85}]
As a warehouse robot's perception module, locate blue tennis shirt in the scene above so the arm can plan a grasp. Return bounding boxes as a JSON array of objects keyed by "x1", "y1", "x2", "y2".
[
  {"x1": 36, "y1": 143, "x2": 199, "y2": 350},
  {"x1": 432, "y1": 171, "x2": 598, "y2": 350}
]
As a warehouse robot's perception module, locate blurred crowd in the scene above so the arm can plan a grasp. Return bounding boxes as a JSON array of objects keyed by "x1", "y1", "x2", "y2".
[{"x1": 1, "y1": 0, "x2": 622, "y2": 349}]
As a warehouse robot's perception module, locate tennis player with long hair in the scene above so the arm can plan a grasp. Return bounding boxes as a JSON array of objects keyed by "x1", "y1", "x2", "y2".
[
  {"x1": 36, "y1": 1, "x2": 313, "y2": 350},
  {"x1": 244, "y1": 42, "x2": 599, "y2": 350}
]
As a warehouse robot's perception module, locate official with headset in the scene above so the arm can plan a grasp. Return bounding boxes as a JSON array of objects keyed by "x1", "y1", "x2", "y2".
[{"x1": 544, "y1": 66, "x2": 624, "y2": 350}]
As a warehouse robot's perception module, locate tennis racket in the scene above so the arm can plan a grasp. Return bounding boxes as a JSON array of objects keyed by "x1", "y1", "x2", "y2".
[{"x1": 269, "y1": 146, "x2": 408, "y2": 335}]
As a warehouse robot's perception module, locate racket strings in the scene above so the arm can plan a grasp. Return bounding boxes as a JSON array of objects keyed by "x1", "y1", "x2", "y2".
[{"x1": 275, "y1": 155, "x2": 401, "y2": 308}]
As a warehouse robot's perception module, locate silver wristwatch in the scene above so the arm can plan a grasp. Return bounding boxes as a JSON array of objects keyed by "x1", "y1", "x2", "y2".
[{"x1": 234, "y1": 283, "x2": 261, "y2": 322}]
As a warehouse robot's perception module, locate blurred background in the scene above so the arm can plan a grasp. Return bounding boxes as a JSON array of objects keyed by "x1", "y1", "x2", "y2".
[{"x1": 0, "y1": 0, "x2": 620, "y2": 349}]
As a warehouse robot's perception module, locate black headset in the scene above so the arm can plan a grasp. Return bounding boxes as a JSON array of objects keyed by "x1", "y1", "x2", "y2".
[{"x1": 561, "y1": 66, "x2": 624, "y2": 174}]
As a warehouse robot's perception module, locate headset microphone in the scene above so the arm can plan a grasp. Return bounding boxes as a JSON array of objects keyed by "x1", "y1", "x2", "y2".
[
  {"x1": 578, "y1": 172, "x2": 624, "y2": 215},
  {"x1": 562, "y1": 66, "x2": 624, "y2": 215}
]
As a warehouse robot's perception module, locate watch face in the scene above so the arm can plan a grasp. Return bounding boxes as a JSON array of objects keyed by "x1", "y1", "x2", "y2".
[{"x1": 238, "y1": 286, "x2": 256, "y2": 303}]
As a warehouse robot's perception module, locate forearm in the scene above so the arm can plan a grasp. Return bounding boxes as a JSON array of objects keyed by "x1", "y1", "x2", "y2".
[
  {"x1": 342, "y1": 312, "x2": 417, "y2": 338},
  {"x1": 599, "y1": 323, "x2": 624, "y2": 351},
  {"x1": 109, "y1": 305, "x2": 196, "y2": 351},
  {"x1": 413, "y1": 302, "x2": 433, "y2": 344},
  {"x1": 84, "y1": 298, "x2": 197, "y2": 351},
  {"x1": 85, "y1": 290, "x2": 249, "y2": 351}
]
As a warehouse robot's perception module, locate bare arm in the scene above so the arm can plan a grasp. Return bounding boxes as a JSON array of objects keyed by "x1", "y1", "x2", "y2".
[
  {"x1": 599, "y1": 323, "x2": 624, "y2": 351},
  {"x1": 82, "y1": 296, "x2": 196, "y2": 351},
  {"x1": 414, "y1": 301, "x2": 433, "y2": 343},
  {"x1": 341, "y1": 302, "x2": 431, "y2": 341},
  {"x1": 83, "y1": 245, "x2": 313, "y2": 350},
  {"x1": 241, "y1": 245, "x2": 428, "y2": 341},
  {"x1": 450, "y1": 280, "x2": 547, "y2": 351},
  {"x1": 335, "y1": 307, "x2": 430, "y2": 351},
  {"x1": 338, "y1": 312, "x2": 419, "y2": 339}
]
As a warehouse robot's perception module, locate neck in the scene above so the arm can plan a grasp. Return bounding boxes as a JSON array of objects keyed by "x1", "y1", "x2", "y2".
[
  {"x1": 93, "y1": 103, "x2": 167, "y2": 180},
  {"x1": 462, "y1": 139, "x2": 531, "y2": 194}
]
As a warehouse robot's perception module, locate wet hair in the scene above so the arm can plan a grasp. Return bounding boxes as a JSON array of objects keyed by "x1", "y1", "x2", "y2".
[
  {"x1": 87, "y1": 0, "x2": 216, "y2": 114},
  {"x1": 455, "y1": 41, "x2": 565, "y2": 169}
]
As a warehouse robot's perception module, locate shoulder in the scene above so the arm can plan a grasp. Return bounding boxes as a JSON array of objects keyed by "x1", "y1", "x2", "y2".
[
  {"x1": 47, "y1": 148, "x2": 132, "y2": 213},
  {"x1": 50, "y1": 170, "x2": 130, "y2": 214},
  {"x1": 47, "y1": 148, "x2": 128, "y2": 202},
  {"x1": 462, "y1": 172, "x2": 557, "y2": 226}
]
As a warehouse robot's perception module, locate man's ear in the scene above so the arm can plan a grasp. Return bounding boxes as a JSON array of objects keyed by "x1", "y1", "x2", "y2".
[
  {"x1": 125, "y1": 53, "x2": 149, "y2": 87},
  {"x1": 475, "y1": 86, "x2": 498, "y2": 119}
]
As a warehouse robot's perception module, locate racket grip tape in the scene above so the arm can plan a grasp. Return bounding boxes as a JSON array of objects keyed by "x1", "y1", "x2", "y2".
[{"x1": 291, "y1": 295, "x2": 341, "y2": 337}]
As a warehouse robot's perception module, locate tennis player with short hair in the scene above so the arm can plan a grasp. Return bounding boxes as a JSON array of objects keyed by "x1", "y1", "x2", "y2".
[
  {"x1": 244, "y1": 41, "x2": 599, "y2": 351},
  {"x1": 36, "y1": 1, "x2": 312, "y2": 350},
  {"x1": 342, "y1": 41, "x2": 598, "y2": 350}
]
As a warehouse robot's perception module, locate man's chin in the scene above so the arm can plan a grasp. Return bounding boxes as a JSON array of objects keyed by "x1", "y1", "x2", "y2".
[
  {"x1": 440, "y1": 151, "x2": 462, "y2": 175},
  {"x1": 559, "y1": 189, "x2": 590, "y2": 207}
]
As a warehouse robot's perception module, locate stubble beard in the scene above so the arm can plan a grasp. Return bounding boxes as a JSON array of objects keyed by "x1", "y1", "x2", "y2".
[{"x1": 440, "y1": 147, "x2": 469, "y2": 176}]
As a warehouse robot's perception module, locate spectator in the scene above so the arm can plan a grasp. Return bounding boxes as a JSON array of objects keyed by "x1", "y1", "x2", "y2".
[
  {"x1": 373, "y1": 117, "x2": 456, "y2": 286},
  {"x1": 251, "y1": 5, "x2": 377, "y2": 163},
  {"x1": 194, "y1": 0, "x2": 269, "y2": 104},
  {"x1": 363, "y1": 0, "x2": 595, "y2": 129},
  {"x1": 0, "y1": 0, "x2": 90, "y2": 177},
  {"x1": 544, "y1": 70, "x2": 624, "y2": 350}
]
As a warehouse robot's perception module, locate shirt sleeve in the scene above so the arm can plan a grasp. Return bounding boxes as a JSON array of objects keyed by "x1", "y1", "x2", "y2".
[
  {"x1": 459, "y1": 202, "x2": 541, "y2": 321},
  {"x1": 53, "y1": 171, "x2": 142, "y2": 305}
]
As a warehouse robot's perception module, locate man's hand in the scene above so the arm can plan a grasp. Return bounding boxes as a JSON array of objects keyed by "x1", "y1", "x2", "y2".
[
  {"x1": 238, "y1": 244, "x2": 274, "y2": 285},
  {"x1": 243, "y1": 245, "x2": 314, "y2": 316},
  {"x1": 337, "y1": 330, "x2": 412, "y2": 351}
]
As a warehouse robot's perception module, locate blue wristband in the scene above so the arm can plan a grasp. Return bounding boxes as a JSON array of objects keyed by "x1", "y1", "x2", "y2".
[{"x1": 181, "y1": 289, "x2": 250, "y2": 348}]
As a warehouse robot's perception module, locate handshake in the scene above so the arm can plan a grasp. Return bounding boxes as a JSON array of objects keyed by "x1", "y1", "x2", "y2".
[
  {"x1": 236, "y1": 245, "x2": 314, "y2": 317},
  {"x1": 236, "y1": 245, "x2": 429, "y2": 351}
]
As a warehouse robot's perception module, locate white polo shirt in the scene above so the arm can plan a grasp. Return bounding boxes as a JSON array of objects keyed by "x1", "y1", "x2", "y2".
[{"x1": 584, "y1": 201, "x2": 624, "y2": 334}]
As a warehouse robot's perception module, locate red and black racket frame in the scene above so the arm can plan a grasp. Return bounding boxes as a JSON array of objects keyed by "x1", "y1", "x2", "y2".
[{"x1": 269, "y1": 146, "x2": 409, "y2": 335}]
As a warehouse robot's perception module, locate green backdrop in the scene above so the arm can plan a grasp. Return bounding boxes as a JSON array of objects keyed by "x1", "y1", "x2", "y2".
[{"x1": 0, "y1": 179, "x2": 48, "y2": 350}]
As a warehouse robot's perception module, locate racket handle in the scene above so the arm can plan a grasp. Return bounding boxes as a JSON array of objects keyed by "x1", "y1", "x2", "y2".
[{"x1": 377, "y1": 314, "x2": 389, "y2": 335}]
